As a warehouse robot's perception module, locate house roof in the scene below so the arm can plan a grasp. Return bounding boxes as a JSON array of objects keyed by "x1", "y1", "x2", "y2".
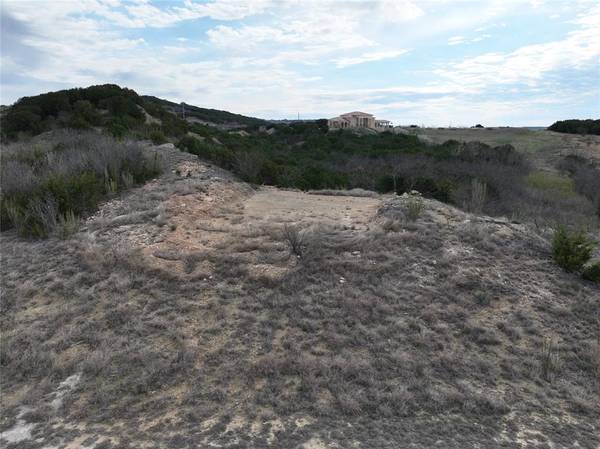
[{"x1": 340, "y1": 111, "x2": 374, "y2": 117}]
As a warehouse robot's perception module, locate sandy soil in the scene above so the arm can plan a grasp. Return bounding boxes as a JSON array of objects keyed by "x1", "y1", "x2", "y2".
[{"x1": 243, "y1": 187, "x2": 380, "y2": 230}]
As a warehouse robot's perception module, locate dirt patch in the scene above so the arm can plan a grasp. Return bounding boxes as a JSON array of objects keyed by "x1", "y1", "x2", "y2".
[{"x1": 243, "y1": 187, "x2": 381, "y2": 230}]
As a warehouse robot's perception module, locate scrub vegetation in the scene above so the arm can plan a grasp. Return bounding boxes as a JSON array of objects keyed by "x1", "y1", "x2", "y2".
[
  {"x1": 0, "y1": 130, "x2": 161, "y2": 237},
  {"x1": 1, "y1": 84, "x2": 599, "y2": 447},
  {"x1": 549, "y1": 119, "x2": 600, "y2": 136},
  {"x1": 1, "y1": 147, "x2": 599, "y2": 447}
]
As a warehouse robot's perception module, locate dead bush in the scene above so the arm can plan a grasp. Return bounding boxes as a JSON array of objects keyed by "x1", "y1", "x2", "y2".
[{"x1": 282, "y1": 224, "x2": 307, "y2": 257}]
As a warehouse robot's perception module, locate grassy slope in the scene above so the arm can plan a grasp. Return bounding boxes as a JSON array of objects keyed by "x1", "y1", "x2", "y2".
[
  {"x1": 1, "y1": 146, "x2": 599, "y2": 448},
  {"x1": 403, "y1": 126, "x2": 600, "y2": 170}
]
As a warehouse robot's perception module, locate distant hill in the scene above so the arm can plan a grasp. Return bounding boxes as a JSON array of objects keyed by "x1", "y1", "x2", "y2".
[
  {"x1": 548, "y1": 119, "x2": 600, "y2": 135},
  {"x1": 0, "y1": 84, "x2": 266, "y2": 140},
  {"x1": 143, "y1": 95, "x2": 267, "y2": 128},
  {"x1": 1, "y1": 84, "x2": 151, "y2": 140}
]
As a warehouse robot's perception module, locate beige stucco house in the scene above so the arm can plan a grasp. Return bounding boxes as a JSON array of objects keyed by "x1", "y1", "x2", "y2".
[{"x1": 328, "y1": 111, "x2": 392, "y2": 131}]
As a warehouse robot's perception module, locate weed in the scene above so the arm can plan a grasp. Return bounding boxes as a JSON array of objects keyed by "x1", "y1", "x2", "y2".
[
  {"x1": 54, "y1": 210, "x2": 80, "y2": 239},
  {"x1": 406, "y1": 197, "x2": 424, "y2": 222},
  {"x1": 540, "y1": 338, "x2": 561, "y2": 381}
]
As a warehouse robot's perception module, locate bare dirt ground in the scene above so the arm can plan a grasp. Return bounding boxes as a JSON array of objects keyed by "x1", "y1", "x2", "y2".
[
  {"x1": 2, "y1": 143, "x2": 599, "y2": 449},
  {"x1": 89, "y1": 146, "x2": 381, "y2": 281}
]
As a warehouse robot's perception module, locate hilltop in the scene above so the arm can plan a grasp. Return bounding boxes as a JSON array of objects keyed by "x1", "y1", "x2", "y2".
[
  {"x1": 0, "y1": 84, "x2": 265, "y2": 141},
  {"x1": 1, "y1": 142, "x2": 599, "y2": 448}
]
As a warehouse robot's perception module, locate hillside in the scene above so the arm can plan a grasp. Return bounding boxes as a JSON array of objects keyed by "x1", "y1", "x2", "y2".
[
  {"x1": 1, "y1": 142, "x2": 599, "y2": 448},
  {"x1": 143, "y1": 95, "x2": 267, "y2": 128},
  {"x1": 0, "y1": 84, "x2": 264, "y2": 141},
  {"x1": 1, "y1": 86, "x2": 600, "y2": 448}
]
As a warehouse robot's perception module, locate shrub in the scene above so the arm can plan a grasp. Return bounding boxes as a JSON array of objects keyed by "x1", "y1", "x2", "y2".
[
  {"x1": 540, "y1": 338, "x2": 561, "y2": 382},
  {"x1": 150, "y1": 130, "x2": 167, "y2": 145},
  {"x1": 582, "y1": 262, "x2": 600, "y2": 283},
  {"x1": 54, "y1": 210, "x2": 80, "y2": 239},
  {"x1": 470, "y1": 178, "x2": 487, "y2": 213},
  {"x1": 233, "y1": 151, "x2": 265, "y2": 183},
  {"x1": 177, "y1": 136, "x2": 234, "y2": 169},
  {"x1": 406, "y1": 197, "x2": 424, "y2": 222},
  {"x1": 282, "y1": 224, "x2": 307, "y2": 257},
  {"x1": 0, "y1": 130, "x2": 161, "y2": 237},
  {"x1": 552, "y1": 226, "x2": 594, "y2": 272}
]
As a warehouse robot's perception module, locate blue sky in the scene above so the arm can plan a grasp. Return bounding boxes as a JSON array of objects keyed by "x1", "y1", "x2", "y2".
[{"x1": 1, "y1": 0, "x2": 599, "y2": 126}]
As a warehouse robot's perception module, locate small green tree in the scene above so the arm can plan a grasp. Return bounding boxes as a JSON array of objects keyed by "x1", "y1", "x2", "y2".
[{"x1": 552, "y1": 226, "x2": 594, "y2": 272}]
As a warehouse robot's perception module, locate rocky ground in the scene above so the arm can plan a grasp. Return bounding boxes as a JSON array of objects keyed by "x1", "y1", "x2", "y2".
[{"x1": 1, "y1": 143, "x2": 599, "y2": 448}]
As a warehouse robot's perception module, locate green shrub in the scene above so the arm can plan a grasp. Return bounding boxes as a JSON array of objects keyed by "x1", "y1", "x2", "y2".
[
  {"x1": 150, "y1": 130, "x2": 167, "y2": 145},
  {"x1": 582, "y1": 262, "x2": 600, "y2": 283},
  {"x1": 107, "y1": 120, "x2": 128, "y2": 139},
  {"x1": 552, "y1": 226, "x2": 594, "y2": 272}
]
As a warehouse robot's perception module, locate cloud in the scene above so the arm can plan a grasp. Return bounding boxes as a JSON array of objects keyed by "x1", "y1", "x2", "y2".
[
  {"x1": 448, "y1": 36, "x2": 466, "y2": 45},
  {"x1": 437, "y1": 5, "x2": 600, "y2": 88},
  {"x1": 448, "y1": 33, "x2": 491, "y2": 45},
  {"x1": 334, "y1": 49, "x2": 408, "y2": 68},
  {"x1": 1, "y1": 0, "x2": 598, "y2": 125},
  {"x1": 0, "y1": 9, "x2": 46, "y2": 69}
]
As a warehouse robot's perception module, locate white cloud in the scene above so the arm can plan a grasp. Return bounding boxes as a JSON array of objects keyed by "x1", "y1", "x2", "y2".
[
  {"x1": 448, "y1": 33, "x2": 491, "y2": 45},
  {"x1": 334, "y1": 49, "x2": 408, "y2": 68},
  {"x1": 437, "y1": 6, "x2": 600, "y2": 88},
  {"x1": 1, "y1": 0, "x2": 598, "y2": 125},
  {"x1": 448, "y1": 36, "x2": 466, "y2": 45}
]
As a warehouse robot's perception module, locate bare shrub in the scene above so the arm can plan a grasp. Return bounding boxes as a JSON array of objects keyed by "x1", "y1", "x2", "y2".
[
  {"x1": 121, "y1": 171, "x2": 134, "y2": 189},
  {"x1": 406, "y1": 197, "x2": 424, "y2": 221},
  {"x1": 540, "y1": 338, "x2": 561, "y2": 381},
  {"x1": 282, "y1": 224, "x2": 307, "y2": 257},
  {"x1": 233, "y1": 151, "x2": 264, "y2": 183},
  {"x1": 470, "y1": 178, "x2": 487, "y2": 213}
]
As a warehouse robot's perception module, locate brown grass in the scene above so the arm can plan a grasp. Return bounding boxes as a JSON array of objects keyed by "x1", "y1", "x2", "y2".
[{"x1": 1, "y1": 145, "x2": 599, "y2": 448}]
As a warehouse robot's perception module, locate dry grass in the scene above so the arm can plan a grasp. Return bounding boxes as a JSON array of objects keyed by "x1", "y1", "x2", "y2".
[{"x1": 1, "y1": 148, "x2": 600, "y2": 448}]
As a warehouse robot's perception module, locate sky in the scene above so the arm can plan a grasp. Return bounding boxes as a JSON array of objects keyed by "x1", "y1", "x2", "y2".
[{"x1": 1, "y1": 0, "x2": 599, "y2": 126}]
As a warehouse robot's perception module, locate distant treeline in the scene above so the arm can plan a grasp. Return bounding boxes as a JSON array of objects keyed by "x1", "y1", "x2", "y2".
[
  {"x1": 548, "y1": 119, "x2": 600, "y2": 135},
  {"x1": 143, "y1": 96, "x2": 266, "y2": 127}
]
